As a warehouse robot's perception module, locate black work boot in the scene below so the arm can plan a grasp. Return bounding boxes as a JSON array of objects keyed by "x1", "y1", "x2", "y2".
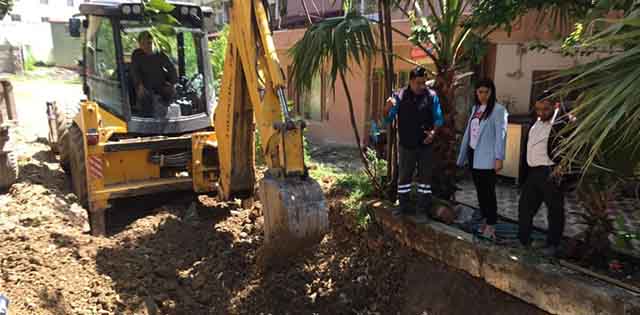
[{"x1": 415, "y1": 194, "x2": 433, "y2": 224}]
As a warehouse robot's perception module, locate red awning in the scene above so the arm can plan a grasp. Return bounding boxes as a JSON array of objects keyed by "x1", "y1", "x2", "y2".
[{"x1": 410, "y1": 44, "x2": 433, "y2": 60}]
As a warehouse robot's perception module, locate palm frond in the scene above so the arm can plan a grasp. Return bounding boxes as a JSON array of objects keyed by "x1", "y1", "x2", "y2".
[
  {"x1": 289, "y1": 11, "x2": 376, "y2": 95},
  {"x1": 557, "y1": 7, "x2": 640, "y2": 178}
]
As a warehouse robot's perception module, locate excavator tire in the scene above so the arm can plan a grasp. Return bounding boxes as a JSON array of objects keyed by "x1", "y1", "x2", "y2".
[
  {"x1": 257, "y1": 176, "x2": 328, "y2": 265},
  {"x1": 54, "y1": 103, "x2": 79, "y2": 174},
  {"x1": 0, "y1": 126, "x2": 18, "y2": 191},
  {"x1": 0, "y1": 151, "x2": 18, "y2": 191},
  {"x1": 68, "y1": 123, "x2": 88, "y2": 209}
]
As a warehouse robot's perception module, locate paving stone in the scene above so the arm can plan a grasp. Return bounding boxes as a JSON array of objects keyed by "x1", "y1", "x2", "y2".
[{"x1": 455, "y1": 179, "x2": 640, "y2": 255}]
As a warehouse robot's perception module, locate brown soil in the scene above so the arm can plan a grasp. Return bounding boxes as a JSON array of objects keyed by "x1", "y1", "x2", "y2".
[{"x1": 0, "y1": 72, "x2": 549, "y2": 314}]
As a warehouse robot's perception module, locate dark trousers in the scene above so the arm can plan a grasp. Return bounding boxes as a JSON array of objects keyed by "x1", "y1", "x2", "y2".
[
  {"x1": 518, "y1": 166, "x2": 565, "y2": 246},
  {"x1": 468, "y1": 148, "x2": 498, "y2": 225},
  {"x1": 398, "y1": 145, "x2": 433, "y2": 213}
]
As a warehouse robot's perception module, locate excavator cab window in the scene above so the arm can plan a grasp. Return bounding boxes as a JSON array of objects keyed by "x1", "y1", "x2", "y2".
[
  {"x1": 85, "y1": 16, "x2": 124, "y2": 116},
  {"x1": 121, "y1": 23, "x2": 206, "y2": 119}
]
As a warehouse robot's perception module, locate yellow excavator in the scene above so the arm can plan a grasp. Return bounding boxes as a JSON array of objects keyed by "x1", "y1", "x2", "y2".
[{"x1": 48, "y1": 0, "x2": 327, "y2": 245}]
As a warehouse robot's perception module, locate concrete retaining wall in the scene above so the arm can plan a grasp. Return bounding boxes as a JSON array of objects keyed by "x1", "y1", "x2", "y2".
[{"x1": 372, "y1": 201, "x2": 640, "y2": 315}]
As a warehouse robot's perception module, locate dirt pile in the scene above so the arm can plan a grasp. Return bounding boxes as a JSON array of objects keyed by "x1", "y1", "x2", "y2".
[{"x1": 0, "y1": 126, "x2": 548, "y2": 315}]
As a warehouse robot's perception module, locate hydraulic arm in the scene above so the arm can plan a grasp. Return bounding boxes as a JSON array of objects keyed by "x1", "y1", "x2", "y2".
[{"x1": 214, "y1": 0, "x2": 328, "y2": 244}]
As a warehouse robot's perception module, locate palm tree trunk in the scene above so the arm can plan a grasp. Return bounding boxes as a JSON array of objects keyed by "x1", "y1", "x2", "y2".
[
  {"x1": 433, "y1": 68, "x2": 458, "y2": 200},
  {"x1": 378, "y1": 0, "x2": 398, "y2": 200}
]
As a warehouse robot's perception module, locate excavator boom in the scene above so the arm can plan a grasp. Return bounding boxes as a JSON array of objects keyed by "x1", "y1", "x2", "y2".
[{"x1": 214, "y1": 0, "x2": 328, "y2": 245}]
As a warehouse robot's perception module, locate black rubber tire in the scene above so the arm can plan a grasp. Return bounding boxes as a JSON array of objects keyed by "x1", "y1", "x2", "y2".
[
  {"x1": 55, "y1": 102, "x2": 80, "y2": 174},
  {"x1": 68, "y1": 123, "x2": 88, "y2": 209},
  {"x1": 0, "y1": 151, "x2": 18, "y2": 190}
]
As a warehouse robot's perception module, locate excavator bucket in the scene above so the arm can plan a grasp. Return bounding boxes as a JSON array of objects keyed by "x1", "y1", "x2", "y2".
[{"x1": 259, "y1": 175, "x2": 329, "y2": 249}]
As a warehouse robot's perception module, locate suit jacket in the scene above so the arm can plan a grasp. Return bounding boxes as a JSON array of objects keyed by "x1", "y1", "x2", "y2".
[{"x1": 456, "y1": 103, "x2": 509, "y2": 170}]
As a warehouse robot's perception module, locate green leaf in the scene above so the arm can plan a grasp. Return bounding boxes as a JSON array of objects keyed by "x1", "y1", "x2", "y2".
[
  {"x1": 154, "y1": 24, "x2": 176, "y2": 36},
  {"x1": 153, "y1": 12, "x2": 180, "y2": 26},
  {"x1": 289, "y1": 11, "x2": 375, "y2": 94},
  {"x1": 146, "y1": 0, "x2": 175, "y2": 13}
]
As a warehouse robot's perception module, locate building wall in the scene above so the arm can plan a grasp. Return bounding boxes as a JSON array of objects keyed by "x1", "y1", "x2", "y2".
[
  {"x1": 487, "y1": 12, "x2": 608, "y2": 114},
  {"x1": 492, "y1": 43, "x2": 607, "y2": 114},
  {"x1": 283, "y1": 0, "x2": 342, "y2": 17},
  {"x1": 1, "y1": 0, "x2": 83, "y2": 64},
  {"x1": 0, "y1": 22, "x2": 54, "y2": 63},
  {"x1": 50, "y1": 22, "x2": 82, "y2": 68},
  {"x1": 275, "y1": 6, "x2": 609, "y2": 145},
  {"x1": 0, "y1": 44, "x2": 21, "y2": 73},
  {"x1": 2, "y1": 0, "x2": 80, "y2": 23},
  {"x1": 273, "y1": 20, "x2": 425, "y2": 147}
]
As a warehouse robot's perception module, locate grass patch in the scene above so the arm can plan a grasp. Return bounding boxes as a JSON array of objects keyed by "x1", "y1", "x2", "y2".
[
  {"x1": 307, "y1": 147, "x2": 387, "y2": 229},
  {"x1": 308, "y1": 162, "x2": 342, "y2": 182},
  {"x1": 337, "y1": 171, "x2": 377, "y2": 228},
  {"x1": 307, "y1": 161, "x2": 378, "y2": 229}
]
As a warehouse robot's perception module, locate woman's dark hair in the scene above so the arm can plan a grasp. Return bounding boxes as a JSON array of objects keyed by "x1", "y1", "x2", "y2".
[{"x1": 474, "y1": 78, "x2": 497, "y2": 120}]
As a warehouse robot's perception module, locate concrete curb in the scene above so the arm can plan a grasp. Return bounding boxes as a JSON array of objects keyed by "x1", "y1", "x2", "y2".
[{"x1": 371, "y1": 201, "x2": 640, "y2": 315}]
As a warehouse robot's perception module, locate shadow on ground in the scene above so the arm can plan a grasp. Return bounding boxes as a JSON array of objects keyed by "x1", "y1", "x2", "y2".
[
  {"x1": 93, "y1": 197, "x2": 550, "y2": 315},
  {"x1": 105, "y1": 192, "x2": 197, "y2": 236},
  {"x1": 95, "y1": 201, "x2": 241, "y2": 314}
]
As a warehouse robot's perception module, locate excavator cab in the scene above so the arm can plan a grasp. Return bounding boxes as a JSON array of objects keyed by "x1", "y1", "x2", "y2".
[{"x1": 70, "y1": 2, "x2": 215, "y2": 134}]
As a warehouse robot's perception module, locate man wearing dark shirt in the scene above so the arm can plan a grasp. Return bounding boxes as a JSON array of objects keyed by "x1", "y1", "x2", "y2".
[
  {"x1": 130, "y1": 31, "x2": 178, "y2": 115},
  {"x1": 383, "y1": 66, "x2": 444, "y2": 223}
]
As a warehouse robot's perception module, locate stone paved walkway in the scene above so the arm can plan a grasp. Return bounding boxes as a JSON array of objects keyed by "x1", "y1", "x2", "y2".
[{"x1": 455, "y1": 178, "x2": 640, "y2": 254}]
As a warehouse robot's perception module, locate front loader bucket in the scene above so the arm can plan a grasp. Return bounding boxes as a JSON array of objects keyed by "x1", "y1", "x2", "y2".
[{"x1": 258, "y1": 175, "x2": 328, "y2": 250}]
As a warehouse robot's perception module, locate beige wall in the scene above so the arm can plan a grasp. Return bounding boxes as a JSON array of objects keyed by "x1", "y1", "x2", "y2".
[
  {"x1": 273, "y1": 20, "x2": 426, "y2": 147},
  {"x1": 485, "y1": 11, "x2": 610, "y2": 114},
  {"x1": 492, "y1": 43, "x2": 608, "y2": 114}
]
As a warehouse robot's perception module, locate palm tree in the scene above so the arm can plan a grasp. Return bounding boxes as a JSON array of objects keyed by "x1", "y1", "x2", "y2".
[
  {"x1": 291, "y1": 0, "x2": 496, "y2": 200},
  {"x1": 392, "y1": 0, "x2": 493, "y2": 199},
  {"x1": 289, "y1": 6, "x2": 384, "y2": 193},
  {"x1": 556, "y1": 2, "x2": 640, "y2": 179},
  {"x1": 553, "y1": 2, "x2": 640, "y2": 256}
]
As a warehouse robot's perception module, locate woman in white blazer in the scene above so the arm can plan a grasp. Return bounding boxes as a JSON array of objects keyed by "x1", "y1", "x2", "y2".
[{"x1": 457, "y1": 78, "x2": 508, "y2": 240}]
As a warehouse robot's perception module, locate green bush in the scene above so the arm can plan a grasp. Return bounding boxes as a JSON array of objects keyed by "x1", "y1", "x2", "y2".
[
  {"x1": 334, "y1": 148, "x2": 387, "y2": 229},
  {"x1": 254, "y1": 130, "x2": 266, "y2": 166},
  {"x1": 24, "y1": 47, "x2": 37, "y2": 71},
  {"x1": 208, "y1": 25, "x2": 228, "y2": 94},
  {"x1": 337, "y1": 171, "x2": 376, "y2": 228}
]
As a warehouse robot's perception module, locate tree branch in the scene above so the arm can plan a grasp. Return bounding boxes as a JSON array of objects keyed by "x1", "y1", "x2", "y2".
[
  {"x1": 301, "y1": 0, "x2": 313, "y2": 25},
  {"x1": 367, "y1": 17, "x2": 442, "y2": 72}
]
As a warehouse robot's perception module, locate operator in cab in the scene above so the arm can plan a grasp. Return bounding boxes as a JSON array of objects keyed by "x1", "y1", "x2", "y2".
[{"x1": 130, "y1": 31, "x2": 178, "y2": 117}]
